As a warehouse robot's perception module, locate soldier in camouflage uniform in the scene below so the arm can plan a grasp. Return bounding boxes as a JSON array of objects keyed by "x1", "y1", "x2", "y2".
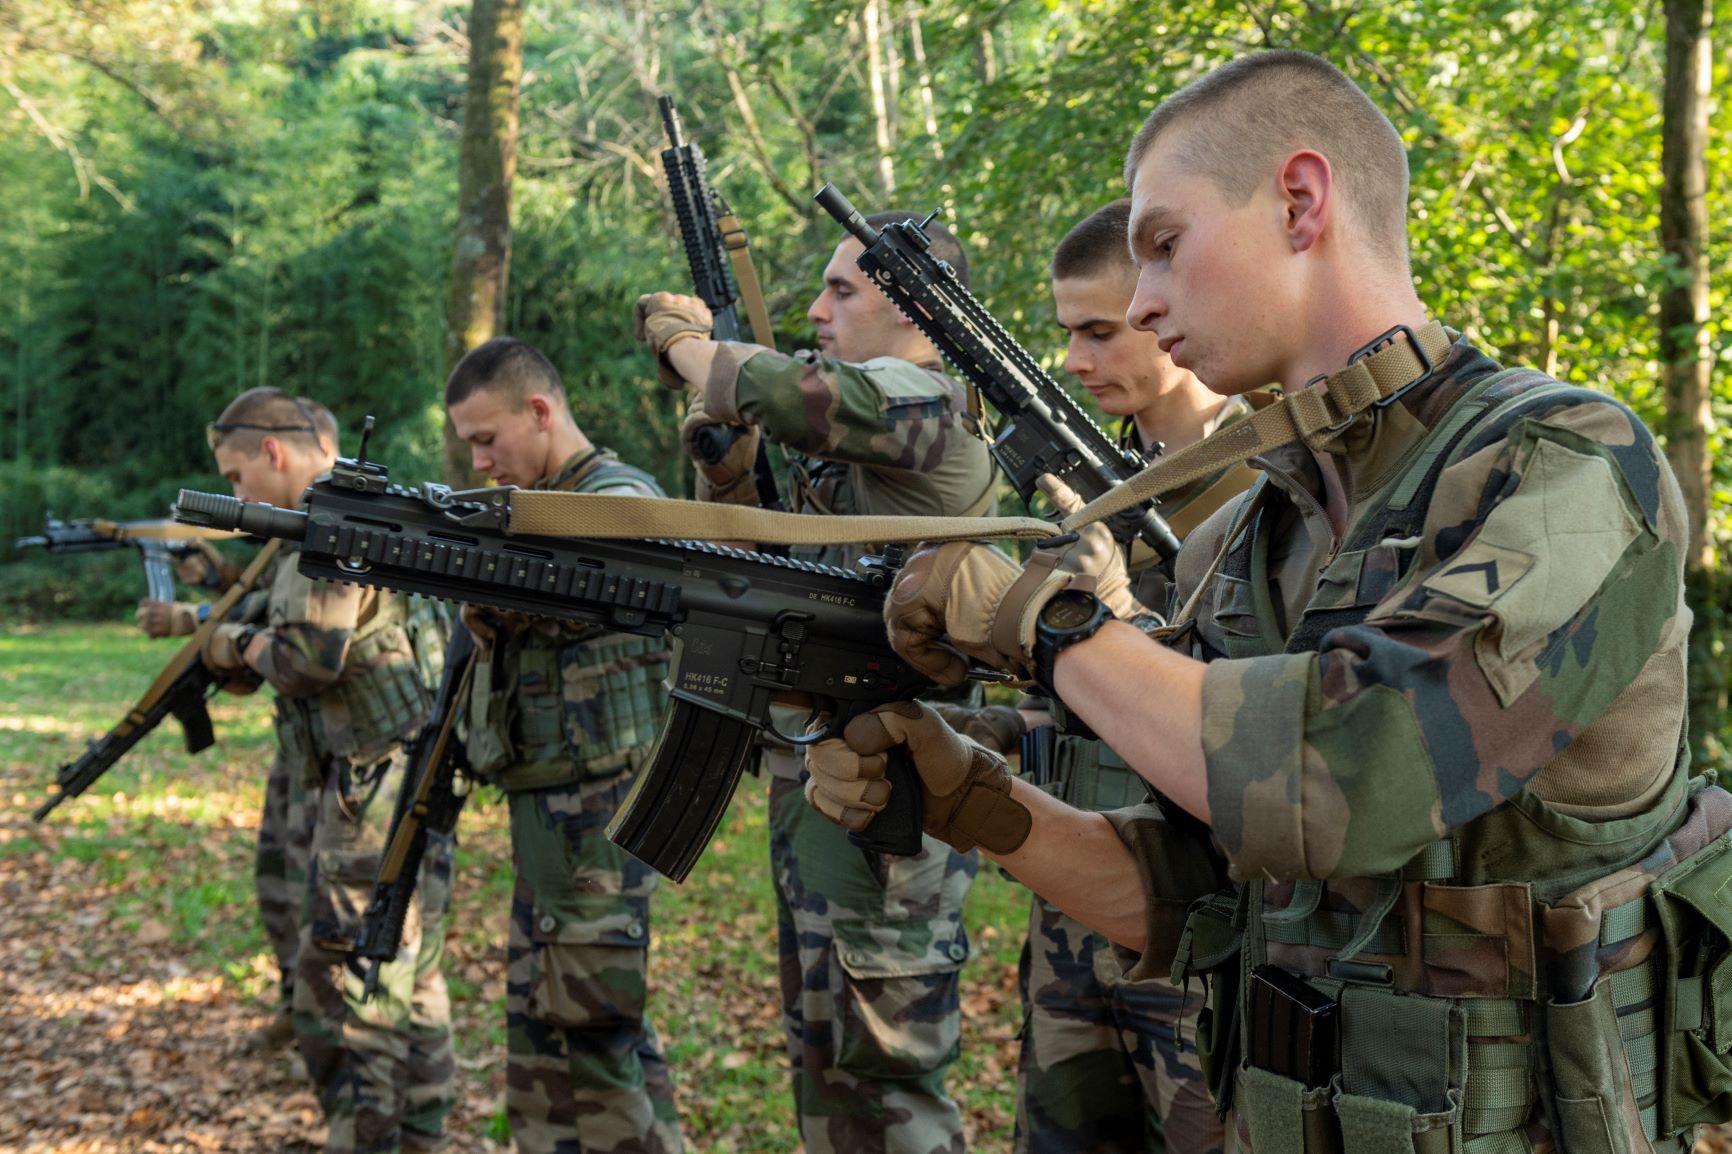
[
  {"x1": 1013, "y1": 199, "x2": 1248, "y2": 1154},
  {"x1": 635, "y1": 211, "x2": 997, "y2": 1153},
  {"x1": 805, "y1": 52, "x2": 1719, "y2": 1154},
  {"x1": 445, "y1": 337, "x2": 683, "y2": 1154},
  {"x1": 199, "y1": 387, "x2": 454, "y2": 1152},
  {"x1": 137, "y1": 395, "x2": 347, "y2": 1055}
]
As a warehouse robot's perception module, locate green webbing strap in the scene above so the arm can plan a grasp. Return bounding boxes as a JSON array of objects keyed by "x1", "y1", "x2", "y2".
[
  {"x1": 1463, "y1": 1132, "x2": 1531, "y2": 1154},
  {"x1": 1600, "y1": 899, "x2": 1649, "y2": 945},
  {"x1": 1639, "y1": 1103, "x2": 1659, "y2": 1141},
  {"x1": 1338, "y1": 876, "x2": 1404, "y2": 962},
  {"x1": 1403, "y1": 840, "x2": 1458, "y2": 881},
  {"x1": 1263, "y1": 879, "x2": 1325, "y2": 926},
  {"x1": 1620, "y1": 1029, "x2": 1659, "y2": 1077},
  {"x1": 1469, "y1": 1041, "x2": 1529, "y2": 1070},
  {"x1": 1463, "y1": 1066, "x2": 1534, "y2": 1134},
  {"x1": 1462, "y1": 999, "x2": 1525, "y2": 1037},
  {"x1": 1609, "y1": 962, "x2": 1657, "y2": 1007},
  {"x1": 1262, "y1": 908, "x2": 1405, "y2": 955}
]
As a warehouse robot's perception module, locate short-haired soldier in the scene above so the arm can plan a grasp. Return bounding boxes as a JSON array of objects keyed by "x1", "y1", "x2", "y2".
[
  {"x1": 202, "y1": 387, "x2": 454, "y2": 1152},
  {"x1": 635, "y1": 210, "x2": 997, "y2": 1153},
  {"x1": 807, "y1": 52, "x2": 1709, "y2": 1154},
  {"x1": 445, "y1": 337, "x2": 684, "y2": 1154}
]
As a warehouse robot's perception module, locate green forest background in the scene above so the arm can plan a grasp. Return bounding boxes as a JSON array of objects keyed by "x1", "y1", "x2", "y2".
[{"x1": 3, "y1": 0, "x2": 1727, "y2": 742}]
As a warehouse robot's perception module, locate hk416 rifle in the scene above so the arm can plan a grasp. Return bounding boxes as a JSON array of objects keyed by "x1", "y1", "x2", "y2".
[
  {"x1": 173, "y1": 457, "x2": 957, "y2": 882},
  {"x1": 657, "y1": 94, "x2": 784, "y2": 511},
  {"x1": 16, "y1": 516, "x2": 237, "y2": 602},
  {"x1": 346, "y1": 627, "x2": 476, "y2": 996},
  {"x1": 34, "y1": 538, "x2": 282, "y2": 821},
  {"x1": 815, "y1": 183, "x2": 1183, "y2": 570}
]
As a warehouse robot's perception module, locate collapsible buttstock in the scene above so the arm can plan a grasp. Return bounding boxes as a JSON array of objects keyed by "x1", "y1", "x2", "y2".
[{"x1": 607, "y1": 698, "x2": 758, "y2": 883}]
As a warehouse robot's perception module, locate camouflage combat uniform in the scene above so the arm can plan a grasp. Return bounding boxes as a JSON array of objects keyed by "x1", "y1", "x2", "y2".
[
  {"x1": 1014, "y1": 398, "x2": 1253, "y2": 1154},
  {"x1": 257, "y1": 548, "x2": 455, "y2": 1153},
  {"x1": 703, "y1": 344, "x2": 997, "y2": 1153},
  {"x1": 463, "y1": 448, "x2": 683, "y2": 1154},
  {"x1": 1102, "y1": 339, "x2": 1715, "y2": 1152}
]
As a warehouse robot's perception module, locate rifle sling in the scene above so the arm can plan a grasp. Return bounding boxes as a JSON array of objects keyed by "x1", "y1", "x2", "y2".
[
  {"x1": 716, "y1": 211, "x2": 777, "y2": 351},
  {"x1": 377, "y1": 650, "x2": 477, "y2": 883},
  {"x1": 509, "y1": 322, "x2": 1453, "y2": 550},
  {"x1": 126, "y1": 538, "x2": 283, "y2": 736},
  {"x1": 92, "y1": 520, "x2": 241, "y2": 543}
]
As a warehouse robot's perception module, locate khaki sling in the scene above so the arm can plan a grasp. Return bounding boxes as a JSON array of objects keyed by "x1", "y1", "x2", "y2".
[
  {"x1": 507, "y1": 321, "x2": 1453, "y2": 548},
  {"x1": 715, "y1": 209, "x2": 778, "y2": 351}
]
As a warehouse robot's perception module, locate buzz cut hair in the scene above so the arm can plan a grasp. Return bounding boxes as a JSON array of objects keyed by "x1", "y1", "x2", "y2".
[
  {"x1": 298, "y1": 396, "x2": 339, "y2": 454},
  {"x1": 1051, "y1": 199, "x2": 1136, "y2": 281},
  {"x1": 209, "y1": 387, "x2": 328, "y2": 456},
  {"x1": 1123, "y1": 51, "x2": 1411, "y2": 263},
  {"x1": 444, "y1": 337, "x2": 572, "y2": 410},
  {"x1": 864, "y1": 211, "x2": 970, "y2": 290}
]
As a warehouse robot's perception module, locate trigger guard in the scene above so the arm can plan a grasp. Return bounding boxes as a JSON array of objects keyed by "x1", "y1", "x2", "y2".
[{"x1": 775, "y1": 705, "x2": 834, "y2": 748}]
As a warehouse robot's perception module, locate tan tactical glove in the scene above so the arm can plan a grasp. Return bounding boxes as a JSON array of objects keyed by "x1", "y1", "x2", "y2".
[
  {"x1": 1034, "y1": 474, "x2": 1145, "y2": 621},
  {"x1": 633, "y1": 292, "x2": 714, "y2": 389},
  {"x1": 805, "y1": 701, "x2": 1031, "y2": 854},
  {"x1": 885, "y1": 483, "x2": 1148, "y2": 686},
  {"x1": 136, "y1": 599, "x2": 200, "y2": 638},
  {"x1": 172, "y1": 541, "x2": 235, "y2": 589},
  {"x1": 926, "y1": 702, "x2": 1027, "y2": 756},
  {"x1": 681, "y1": 392, "x2": 761, "y2": 507},
  {"x1": 461, "y1": 602, "x2": 531, "y2": 654},
  {"x1": 201, "y1": 622, "x2": 255, "y2": 673}
]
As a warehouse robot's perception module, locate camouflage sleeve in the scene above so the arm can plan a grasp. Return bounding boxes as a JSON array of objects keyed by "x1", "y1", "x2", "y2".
[
  {"x1": 254, "y1": 561, "x2": 367, "y2": 697},
  {"x1": 704, "y1": 343, "x2": 972, "y2": 471},
  {"x1": 1201, "y1": 398, "x2": 1689, "y2": 881}
]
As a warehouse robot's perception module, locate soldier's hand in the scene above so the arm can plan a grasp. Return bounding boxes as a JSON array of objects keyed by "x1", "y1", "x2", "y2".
[
  {"x1": 1034, "y1": 474, "x2": 1148, "y2": 622},
  {"x1": 200, "y1": 622, "x2": 254, "y2": 673},
  {"x1": 681, "y1": 391, "x2": 761, "y2": 507},
  {"x1": 882, "y1": 540, "x2": 1035, "y2": 685},
  {"x1": 926, "y1": 702, "x2": 1027, "y2": 755},
  {"x1": 633, "y1": 292, "x2": 713, "y2": 389},
  {"x1": 136, "y1": 599, "x2": 199, "y2": 638},
  {"x1": 172, "y1": 541, "x2": 231, "y2": 589},
  {"x1": 804, "y1": 701, "x2": 1032, "y2": 854},
  {"x1": 460, "y1": 602, "x2": 531, "y2": 647}
]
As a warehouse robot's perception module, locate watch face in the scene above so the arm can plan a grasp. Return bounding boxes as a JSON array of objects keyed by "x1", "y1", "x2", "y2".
[{"x1": 1041, "y1": 590, "x2": 1098, "y2": 630}]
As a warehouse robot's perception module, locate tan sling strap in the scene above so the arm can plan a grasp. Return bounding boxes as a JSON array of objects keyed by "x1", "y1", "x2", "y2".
[
  {"x1": 90, "y1": 519, "x2": 240, "y2": 543},
  {"x1": 509, "y1": 489, "x2": 1058, "y2": 545},
  {"x1": 1059, "y1": 321, "x2": 1454, "y2": 535},
  {"x1": 716, "y1": 210, "x2": 778, "y2": 351},
  {"x1": 509, "y1": 322, "x2": 1453, "y2": 549},
  {"x1": 129, "y1": 538, "x2": 283, "y2": 720}
]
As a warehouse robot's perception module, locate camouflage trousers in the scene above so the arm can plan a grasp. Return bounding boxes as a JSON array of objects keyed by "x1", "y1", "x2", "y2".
[
  {"x1": 258, "y1": 748, "x2": 315, "y2": 1011},
  {"x1": 505, "y1": 772, "x2": 683, "y2": 1154},
  {"x1": 293, "y1": 750, "x2": 457, "y2": 1154},
  {"x1": 767, "y1": 768, "x2": 976, "y2": 1154},
  {"x1": 1014, "y1": 897, "x2": 1221, "y2": 1154}
]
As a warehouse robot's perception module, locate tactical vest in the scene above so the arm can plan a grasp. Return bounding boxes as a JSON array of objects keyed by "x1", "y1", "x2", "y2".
[
  {"x1": 274, "y1": 585, "x2": 433, "y2": 776},
  {"x1": 467, "y1": 451, "x2": 673, "y2": 793},
  {"x1": 1166, "y1": 369, "x2": 1732, "y2": 1154}
]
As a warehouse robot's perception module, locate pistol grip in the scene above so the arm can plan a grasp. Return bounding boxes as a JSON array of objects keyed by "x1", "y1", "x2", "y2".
[{"x1": 847, "y1": 747, "x2": 924, "y2": 857}]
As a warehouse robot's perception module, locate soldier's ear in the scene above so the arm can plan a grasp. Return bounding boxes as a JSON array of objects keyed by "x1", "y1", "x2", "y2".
[
  {"x1": 260, "y1": 436, "x2": 286, "y2": 471},
  {"x1": 526, "y1": 394, "x2": 554, "y2": 431}
]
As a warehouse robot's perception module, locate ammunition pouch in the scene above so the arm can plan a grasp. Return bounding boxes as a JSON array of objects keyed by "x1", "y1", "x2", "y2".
[
  {"x1": 1047, "y1": 735, "x2": 1150, "y2": 811},
  {"x1": 471, "y1": 632, "x2": 670, "y2": 792}
]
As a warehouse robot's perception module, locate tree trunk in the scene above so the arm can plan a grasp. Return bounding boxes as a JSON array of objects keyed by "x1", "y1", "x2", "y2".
[
  {"x1": 1659, "y1": 0, "x2": 1720, "y2": 763},
  {"x1": 907, "y1": 3, "x2": 943, "y2": 161},
  {"x1": 863, "y1": 0, "x2": 896, "y2": 194},
  {"x1": 442, "y1": 0, "x2": 524, "y2": 485}
]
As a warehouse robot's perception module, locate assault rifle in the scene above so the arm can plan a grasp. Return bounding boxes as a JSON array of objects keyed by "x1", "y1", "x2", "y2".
[
  {"x1": 173, "y1": 457, "x2": 938, "y2": 882},
  {"x1": 16, "y1": 516, "x2": 235, "y2": 602},
  {"x1": 657, "y1": 94, "x2": 784, "y2": 511},
  {"x1": 815, "y1": 183, "x2": 1183, "y2": 570},
  {"x1": 34, "y1": 539, "x2": 282, "y2": 821},
  {"x1": 347, "y1": 628, "x2": 477, "y2": 996}
]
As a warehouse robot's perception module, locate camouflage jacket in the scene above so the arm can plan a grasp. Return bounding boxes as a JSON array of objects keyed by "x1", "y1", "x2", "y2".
[
  {"x1": 260, "y1": 543, "x2": 431, "y2": 770},
  {"x1": 1100, "y1": 340, "x2": 1704, "y2": 1154},
  {"x1": 467, "y1": 448, "x2": 673, "y2": 791},
  {"x1": 703, "y1": 344, "x2": 998, "y2": 568}
]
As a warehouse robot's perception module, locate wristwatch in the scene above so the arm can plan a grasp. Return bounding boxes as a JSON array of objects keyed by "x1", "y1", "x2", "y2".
[{"x1": 1032, "y1": 589, "x2": 1114, "y2": 696}]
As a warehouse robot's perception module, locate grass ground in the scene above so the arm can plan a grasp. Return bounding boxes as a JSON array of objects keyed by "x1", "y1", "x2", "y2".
[{"x1": 0, "y1": 623, "x2": 1027, "y2": 1152}]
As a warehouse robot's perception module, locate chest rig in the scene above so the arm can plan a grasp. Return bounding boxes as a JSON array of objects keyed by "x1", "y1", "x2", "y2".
[
  {"x1": 467, "y1": 450, "x2": 673, "y2": 793},
  {"x1": 1168, "y1": 368, "x2": 1732, "y2": 1154}
]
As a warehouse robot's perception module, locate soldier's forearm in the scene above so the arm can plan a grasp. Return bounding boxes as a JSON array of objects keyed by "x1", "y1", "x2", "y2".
[
  {"x1": 666, "y1": 335, "x2": 720, "y2": 389},
  {"x1": 1052, "y1": 621, "x2": 1211, "y2": 824},
  {"x1": 990, "y1": 779, "x2": 1151, "y2": 950}
]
